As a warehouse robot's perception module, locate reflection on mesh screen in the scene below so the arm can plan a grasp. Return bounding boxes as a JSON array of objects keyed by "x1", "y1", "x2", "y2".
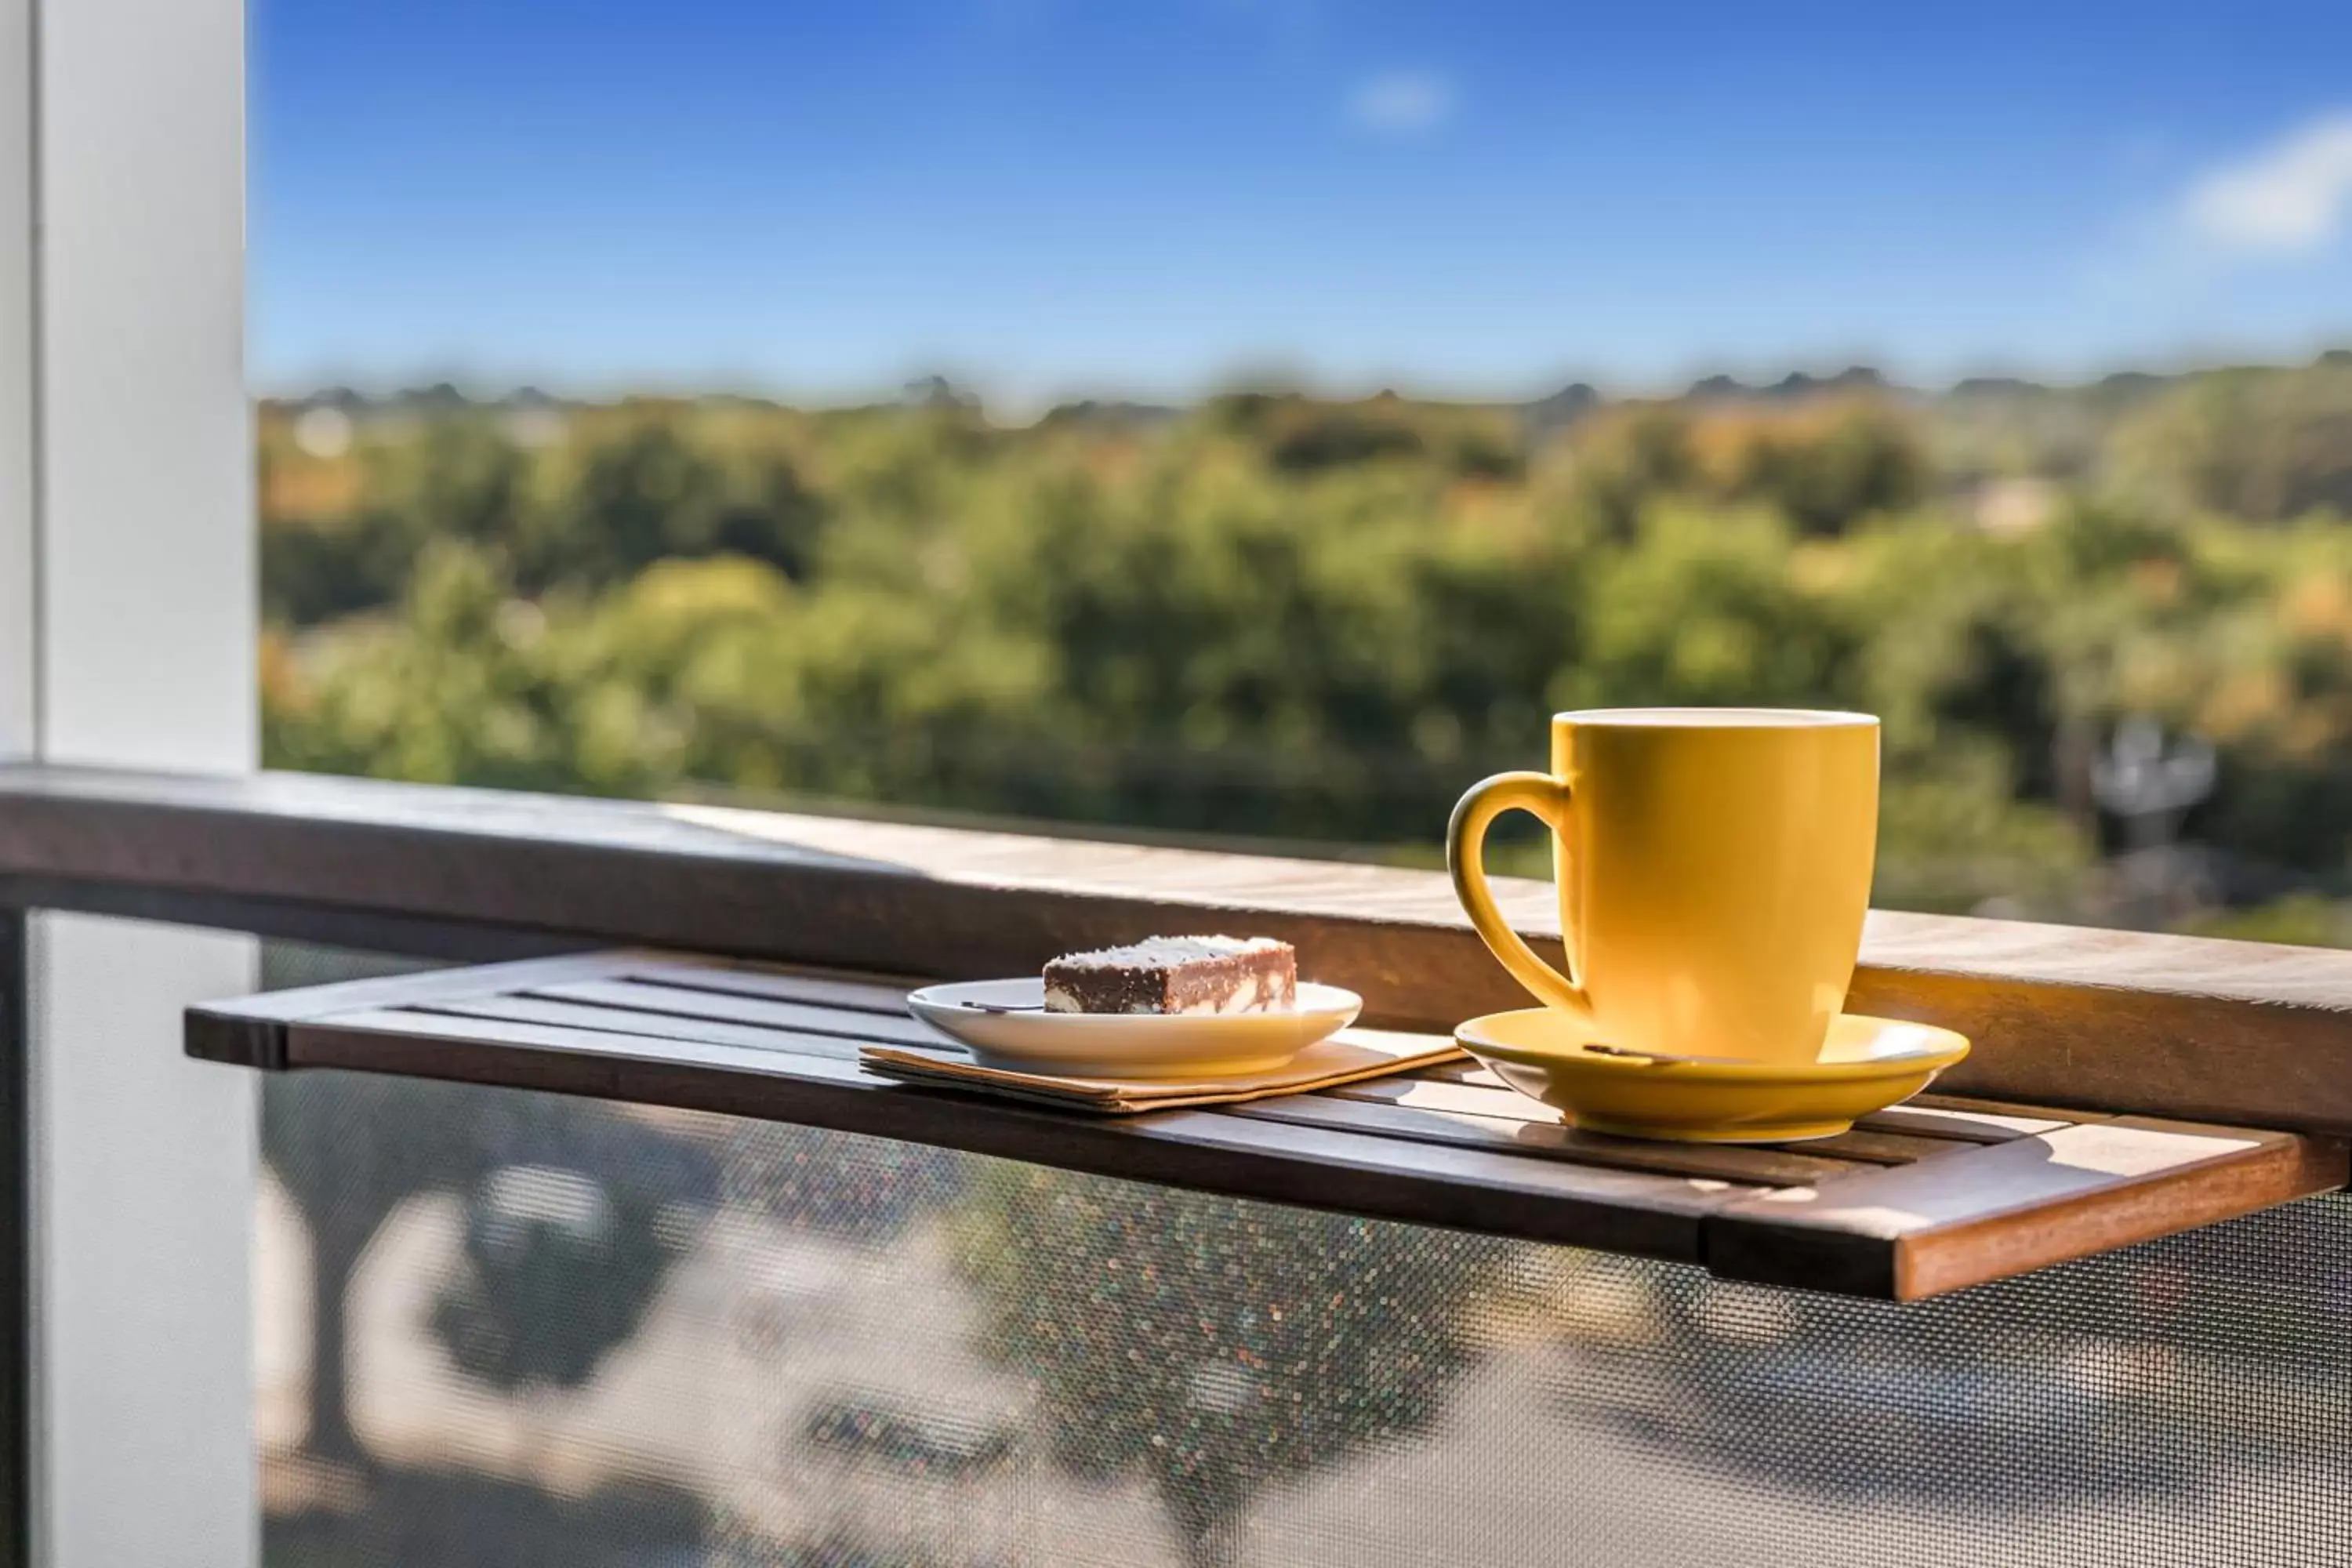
[{"x1": 261, "y1": 940, "x2": 2352, "y2": 1568}]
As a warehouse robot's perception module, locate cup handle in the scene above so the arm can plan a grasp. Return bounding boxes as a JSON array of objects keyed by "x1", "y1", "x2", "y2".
[{"x1": 1446, "y1": 771, "x2": 1590, "y2": 1016}]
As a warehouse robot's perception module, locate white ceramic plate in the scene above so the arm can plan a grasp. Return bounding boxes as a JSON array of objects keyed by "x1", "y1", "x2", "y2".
[{"x1": 906, "y1": 977, "x2": 1364, "y2": 1079}]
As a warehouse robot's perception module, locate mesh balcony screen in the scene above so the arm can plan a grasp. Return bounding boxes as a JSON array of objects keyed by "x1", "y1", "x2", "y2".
[{"x1": 256, "y1": 942, "x2": 2352, "y2": 1568}]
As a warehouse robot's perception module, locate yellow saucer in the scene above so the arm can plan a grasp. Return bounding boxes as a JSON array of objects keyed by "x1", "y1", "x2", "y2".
[{"x1": 1455, "y1": 1010, "x2": 1971, "y2": 1144}]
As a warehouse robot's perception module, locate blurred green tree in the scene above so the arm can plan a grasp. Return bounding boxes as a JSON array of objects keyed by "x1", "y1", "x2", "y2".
[{"x1": 255, "y1": 361, "x2": 2352, "y2": 930}]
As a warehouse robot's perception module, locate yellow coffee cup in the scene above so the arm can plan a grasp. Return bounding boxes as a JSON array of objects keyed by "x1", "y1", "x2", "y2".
[{"x1": 1447, "y1": 708, "x2": 1879, "y2": 1066}]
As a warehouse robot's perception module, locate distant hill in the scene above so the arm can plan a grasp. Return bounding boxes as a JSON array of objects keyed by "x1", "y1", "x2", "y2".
[{"x1": 261, "y1": 348, "x2": 2352, "y2": 524}]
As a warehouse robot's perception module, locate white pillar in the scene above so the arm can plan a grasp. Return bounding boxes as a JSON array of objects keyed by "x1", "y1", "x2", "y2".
[{"x1": 0, "y1": 0, "x2": 259, "y2": 1562}]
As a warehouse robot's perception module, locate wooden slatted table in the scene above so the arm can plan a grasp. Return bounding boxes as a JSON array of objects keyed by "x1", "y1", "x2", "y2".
[{"x1": 187, "y1": 950, "x2": 2350, "y2": 1301}]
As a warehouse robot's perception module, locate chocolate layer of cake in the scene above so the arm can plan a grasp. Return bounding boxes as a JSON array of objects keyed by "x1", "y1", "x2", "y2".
[{"x1": 1043, "y1": 935, "x2": 1298, "y2": 1016}]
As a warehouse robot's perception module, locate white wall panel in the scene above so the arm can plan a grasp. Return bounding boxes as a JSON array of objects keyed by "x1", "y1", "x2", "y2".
[{"x1": 1, "y1": 0, "x2": 257, "y2": 1563}]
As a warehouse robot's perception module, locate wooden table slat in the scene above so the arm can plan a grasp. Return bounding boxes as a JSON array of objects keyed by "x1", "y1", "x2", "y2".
[
  {"x1": 1393, "y1": 1061, "x2": 2074, "y2": 1146},
  {"x1": 1853, "y1": 1102, "x2": 2080, "y2": 1143},
  {"x1": 1324, "y1": 1075, "x2": 1558, "y2": 1122},
  {"x1": 1764, "y1": 1127, "x2": 1983, "y2": 1167},
  {"x1": 620, "y1": 960, "x2": 917, "y2": 1015},
  {"x1": 1907, "y1": 1091, "x2": 2111, "y2": 1124},
  {"x1": 1322, "y1": 1076, "x2": 1962, "y2": 1167},
  {"x1": 1413, "y1": 1058, "x2": 1508, "y2": 1087},
  {"x1": 1235, "y1": 1093, "x2": 1864, "y2": 1188},
  {"x1": 411, "y1": 993, "x2": 869, "y2": 1061},
  {"x1": 526, "y1": 976, "x2": 951, "y2": 1047}
]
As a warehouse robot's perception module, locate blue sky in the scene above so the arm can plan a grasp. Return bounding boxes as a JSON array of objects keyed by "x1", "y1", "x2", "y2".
[{"x1": 252, "y1": 0, "x2": 2352, "y2": 405}]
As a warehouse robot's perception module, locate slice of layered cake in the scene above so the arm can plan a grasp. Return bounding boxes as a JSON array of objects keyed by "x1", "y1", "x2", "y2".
[{"x1": 1043, "y1": 935, "x2": 1298, "y2": 1015}]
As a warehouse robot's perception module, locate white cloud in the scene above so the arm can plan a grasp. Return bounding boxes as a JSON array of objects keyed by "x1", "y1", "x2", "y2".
[
  {"x1": 2183, "y1": 112, "x2": 2352, "y2": 256},
  {"x1": 1346, "y1": 71, "x2": 1454, "y2": 136}
]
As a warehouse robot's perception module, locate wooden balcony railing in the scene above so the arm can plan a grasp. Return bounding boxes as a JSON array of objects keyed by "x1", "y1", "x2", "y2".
[
  {"x1": 4, "y1": 764, "x2": 2347, "y2": 1300},
  {"x1": 3, "y1": 763, "x2": 2351, "y2": 1136}
]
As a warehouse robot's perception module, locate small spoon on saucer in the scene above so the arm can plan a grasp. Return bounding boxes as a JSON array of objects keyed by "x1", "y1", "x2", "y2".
[{"x1": 1578, "y1": 1042, "x2": 1744, "y2": 1066}]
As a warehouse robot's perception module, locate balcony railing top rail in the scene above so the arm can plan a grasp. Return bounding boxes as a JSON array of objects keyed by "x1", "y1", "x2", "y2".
[{"x1": 4, "y1": 763, "x2": 2352, "y2": 1135}]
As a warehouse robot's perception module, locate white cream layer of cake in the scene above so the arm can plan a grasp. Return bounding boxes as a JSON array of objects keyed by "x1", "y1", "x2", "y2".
[{"x1": 1044, "y1": 968, "x2": 1287, "y2": 1016}]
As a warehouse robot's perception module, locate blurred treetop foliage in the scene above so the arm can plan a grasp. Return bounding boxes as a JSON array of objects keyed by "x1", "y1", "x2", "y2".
[{"x1": 260, "y1": 356, "x2": 2352, "y2": 919}]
